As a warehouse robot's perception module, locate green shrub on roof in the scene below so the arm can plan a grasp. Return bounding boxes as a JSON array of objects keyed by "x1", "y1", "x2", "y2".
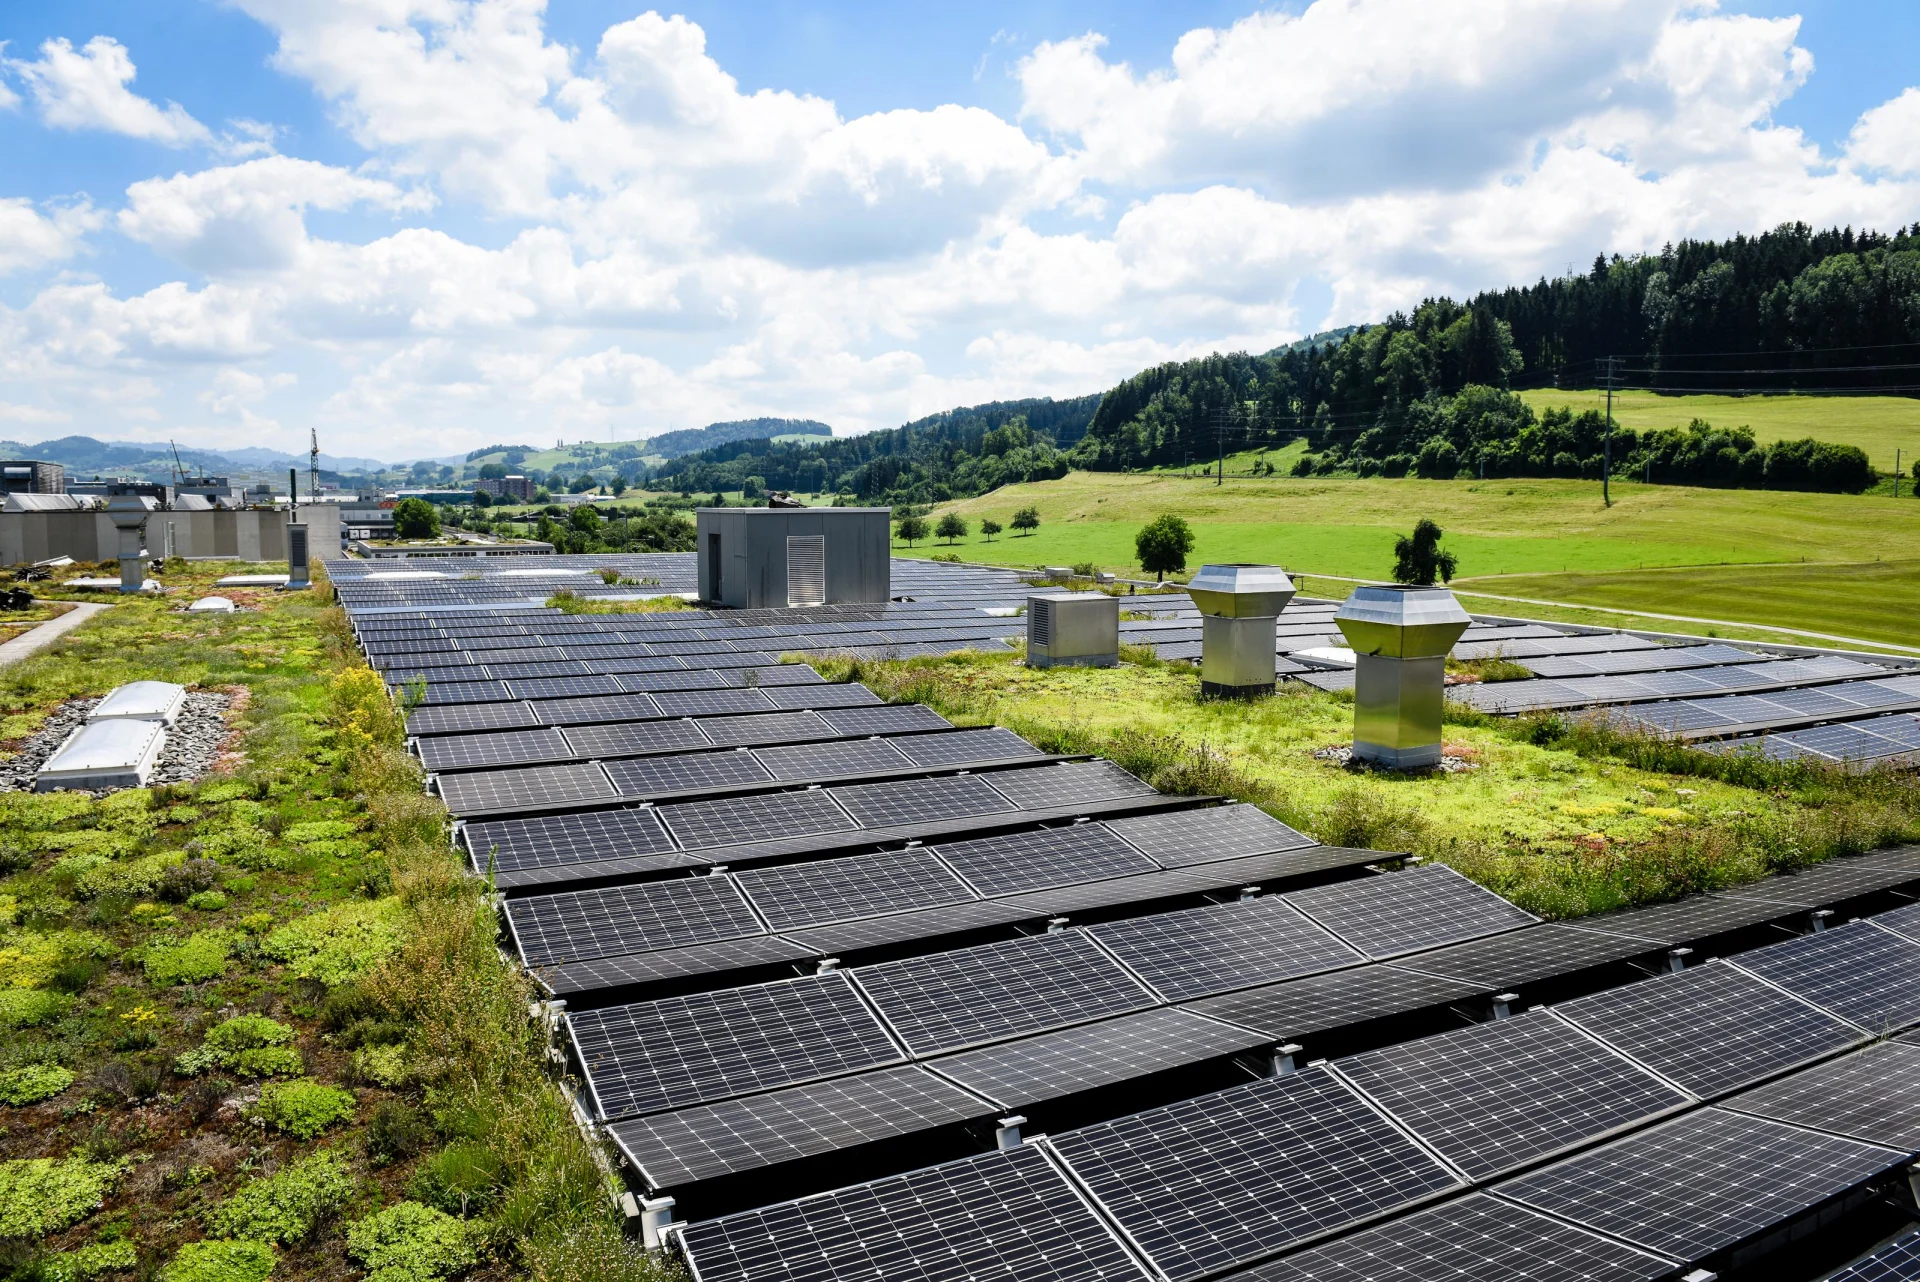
[
  {"x1": 157, "y1": 1239, "x2": 275, "y2": 1282},
  {"x1": 0, "y1": 1156, "x2": 122, "y2": 1237},
  {"x1": 253, "y1": 1079, "x2": 354, "y2": 1139},
  {"x1": 144, "y1": 930, "x2": 235, "y2": 986},
  {"x1": 209, "y1": 1150, "x2": 356, "y2": 1245},
  {"x1": 345, "y1": 1202, "x2": 480, "y2": 1282},
  {"x1": 0, "y1": 1063, "x2": 75, "y2": 1106}
]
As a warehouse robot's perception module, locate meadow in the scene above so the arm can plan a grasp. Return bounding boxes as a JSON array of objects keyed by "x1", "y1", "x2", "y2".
[{"x1": 1517, "y1": 388, "x2": 1920, "y2": 472}]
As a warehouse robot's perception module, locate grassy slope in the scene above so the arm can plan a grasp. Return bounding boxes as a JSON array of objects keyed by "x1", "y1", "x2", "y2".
[
  {"x1": 0, "y1": 564, "x2": 665, "y2": 1282},
  {"x1": 827, "y1": 651, "x2": 1920, "y2": 919},
  {"x1": 1517, "y1": 388, "x2": 1920, "y2": 472}
]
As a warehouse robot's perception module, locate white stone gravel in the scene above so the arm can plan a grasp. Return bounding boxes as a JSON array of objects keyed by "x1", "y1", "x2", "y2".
[{"x1": 0, "y1": 689, "x2": 233, "y2": 793}]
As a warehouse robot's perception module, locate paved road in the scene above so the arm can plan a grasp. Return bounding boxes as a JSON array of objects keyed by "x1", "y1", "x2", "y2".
[{"x1": 0, "y1": 602, "x2": 110, "y2": 670}]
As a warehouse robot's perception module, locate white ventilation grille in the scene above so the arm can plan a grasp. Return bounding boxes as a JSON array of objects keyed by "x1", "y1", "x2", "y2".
[
  {"x1": 786, "y1": 535, "x2": 826, "y2": 607},
  {"x1": 1029, "y1": 599, "x2": 1052, "y2": 647}
]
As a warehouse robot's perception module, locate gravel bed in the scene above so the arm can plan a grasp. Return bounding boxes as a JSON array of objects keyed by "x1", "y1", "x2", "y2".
[
  {"x1": 1312, "y1": 744, "x2": 1479, "y2": 774},
  {"x1": 0, "y1": 690, "x2": 233, "y2": 793}
]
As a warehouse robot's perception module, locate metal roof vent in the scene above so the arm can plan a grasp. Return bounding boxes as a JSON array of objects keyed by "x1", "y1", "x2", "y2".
[
  {"x1": 89, "y1": 681, "x2": 186, "y2": 727},
  {"x1": 35, "y1": 719, "x2": 166, "y2": 791},
  {"x1": 284, "y1": 523, "x2": 312, "y2": 591},
  {"x1": 1334, "y1": 584, "x2": 1471, "y2": 770},
  {"x1": 1187, "y1": 564, "x2": 1295, "y2": 698},
  {"x1": 1025, "y1": 592, "x2": 1117, "y2": 669},
  {"x1": 104, "y1": 496, "x2": 157, "y2": 594},
  {"x1": 786, "y1": 535, "x2": 825, "y2": 607}
]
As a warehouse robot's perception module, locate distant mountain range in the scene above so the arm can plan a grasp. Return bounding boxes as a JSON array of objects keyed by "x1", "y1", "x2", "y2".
[{"x1": 0, "y1": 435, "x2": 386, "y2": 479}]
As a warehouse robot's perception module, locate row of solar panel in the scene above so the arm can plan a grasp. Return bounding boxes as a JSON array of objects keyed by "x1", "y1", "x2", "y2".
[
  {"x1": 366, "y1": 618, "x2": 1024, "y2": 665},
  {"x1": 405, "y1": 668, "x2": 849, "y2": 737},
  {"x1": 671, "y1": 898, "x2": 1920, "y2": 1282},
  {"x1": 1452, "y1": 653, "x2": 1881, "y2": 713},
  {"x1": 598, "y1": 862, "x2": 1920, "y2": 1204},
  {"x1": 1597, "y1": 672, "x2": 1920, "y2": 738},
  {"x1": 1710, "y1": 712, "x2": 1920, "y2": 765}
]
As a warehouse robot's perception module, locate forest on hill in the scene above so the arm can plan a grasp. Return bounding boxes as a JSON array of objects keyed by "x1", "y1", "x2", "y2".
[{"x1": 656, "y1": 222, "x2": 1920, "y2": 503}]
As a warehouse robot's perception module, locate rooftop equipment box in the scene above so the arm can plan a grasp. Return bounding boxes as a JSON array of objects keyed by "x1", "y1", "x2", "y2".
[
  {"x1": 1026, "y1": 591, "x2": 1118, "y2": 669},
  {"x1": 90, "y1": 681, "x2": 187, "y2": 727},
  {"x1": 695, "y1": 507, "x2": 891, "y2": 609},
  {"x1": 35, "y1": 719, "x2": 166, "y2": 791}
]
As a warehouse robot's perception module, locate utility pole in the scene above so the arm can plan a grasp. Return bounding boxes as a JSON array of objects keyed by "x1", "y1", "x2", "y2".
[
  {"x1": 1601, "y1": 355, "x2": 1616, "y2": 507},
  {"x1": 1214, "y1": 405, "x2": 1225, "y2": 486},
  {"x1": 309, "y1": 429, "x2": 320, "y2": 504},
  {"x1": 1897, "y1": 448, "x2": 1903, "y2": 499}
]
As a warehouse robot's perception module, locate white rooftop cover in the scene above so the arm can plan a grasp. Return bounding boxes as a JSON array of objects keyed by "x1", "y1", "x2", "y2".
[
  {"x1": 187, "y1": 596, "x2": 235, "y2": 613},
  {"x1": 36, "y1": 719, "x2": 166, "y2": 791},
  {"x1": 215, "y1": 574, "x2": 290, "y2": 587},
  {"x1": 3, "y1": 493, "x2": 87, "y2": 513},
  {"x1": 90, "y1": 681, "x2": 187, "y2": 725}
]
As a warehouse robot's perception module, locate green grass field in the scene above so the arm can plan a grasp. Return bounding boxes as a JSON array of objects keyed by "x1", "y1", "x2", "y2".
[
  {"x1": 1518, "y1": 388, "x2": 1920, "y2": 472},
  {"x1": 913, "y1": 469, "x2": 1920, "y2": 646}
]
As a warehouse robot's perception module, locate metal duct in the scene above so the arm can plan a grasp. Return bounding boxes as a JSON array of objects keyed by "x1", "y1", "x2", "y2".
[{"x1": 1334, "y1": 584, "x2": 1472, "y2": 770}]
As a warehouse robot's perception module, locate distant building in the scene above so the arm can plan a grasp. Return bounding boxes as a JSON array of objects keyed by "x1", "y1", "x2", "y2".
[
  {"x1": 0, "y1": 461, "x2": 65, "y2": 495},
  {"x1": 67, "y1": 477, "x2": 170, "y2": 504},
  {"x1": 340, "y1": 493, "x2": 395, "y2": 540},
  {"x1": 475, "y1": 475, "x2": 534, "y2": 503},
  {"x1": 175, "y1": 476, "x2": 237, "y2": 502}
]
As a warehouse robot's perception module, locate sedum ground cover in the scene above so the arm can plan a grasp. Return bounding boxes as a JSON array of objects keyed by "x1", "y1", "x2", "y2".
[
  {"x1": 0, "y1": 562, "x2": 673, "y2": 1282},
  {"x1": 818, "y1": 650, "x2": 1920, "y2": 919}
]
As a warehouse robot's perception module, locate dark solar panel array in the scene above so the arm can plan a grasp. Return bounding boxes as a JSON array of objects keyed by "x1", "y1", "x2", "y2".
[
  {"x1": 510, "y1": 876, "x2": 764, "y2": 967},
  {"x1": 1724, "y1": 1040, "x2": 1920, "y2": 1150},
  {"x1": 1046, "y1": 1067, "x2": 1460, "y2": 1280},
  {"x1": 1106, "y1": 802, "x2": 1314, "y2": 865},
  {"x1": 1087, "y1": 896, "x2": 1361, "y2": 1001},
  {"x1": 932, "y1": 823, "x2": 1157, "y2": 895},
  {"x1": 659, "y1": 787, "x2": 856, "y2": 850},
  {"x1": 463, "y1": 805, "x2": 680, "y2": 874},
  {"x1": 1285, "y1": 864, "x2": 1538, "y2": 959},
  {"x1": 1730, "y1": 919, "x2": 1920, "y2": 1031},
  {"x1": 735, "y1": 848, "x2": 973, "y2": 931},
  {"x1": 1825, "y1": 1228, "x2": 1920, "y2": 1282}
]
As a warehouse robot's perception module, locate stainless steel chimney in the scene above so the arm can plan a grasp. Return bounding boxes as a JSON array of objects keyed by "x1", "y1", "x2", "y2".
[
  {"x1": 1334, "y1": 584, "x2": 1471, "y2": 769},
  {"x1": 104, "y1": 496, "x2": 158, "y2": 594},
  {"x1": 1187, "y1": 564, "x2": 1295, "y2": 697}
]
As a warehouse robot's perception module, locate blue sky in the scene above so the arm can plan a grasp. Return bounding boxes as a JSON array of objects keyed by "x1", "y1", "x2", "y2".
[{"x1": 1, "y1": 1, "x2": 1916, "y2": 461}]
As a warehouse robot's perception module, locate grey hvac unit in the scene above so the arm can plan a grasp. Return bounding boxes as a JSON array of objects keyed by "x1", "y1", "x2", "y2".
[
  {"x1": 786, "y1": 535, "x2": 825, "y2": 607},
  {"x1": 1026, "y1": 592, "x2": 1118, "y2": 669}
]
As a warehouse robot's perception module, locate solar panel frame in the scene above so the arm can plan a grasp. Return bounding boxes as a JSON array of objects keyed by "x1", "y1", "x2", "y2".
[
  {"x1": 984, "y1": 759, "x2": 1156, "y2": 809},
  {"x1": 1495, "y1": 1106, "x2": 1909, "y2": 1262},
  {"x1": 1284, "y1": 865, "x2": 1538, "y2": 959},
  {"x1": 692, "y1": 710, "x2": 837, "y2": 748},
  {"x1": 888, "y1": 726, "x2": 1043, "y2": 768},
  {"x1": 851, "y1": 930, "x2": 1157, "y2": 1055},
  {"x1": 507, "y1": 674, "x2": 629, "y2": 700},
  {"x1": 1391, "y1": 923, "x2": 1658, "y2": 989},
  {"x1": 415, "y1": 726, "x2": 573, "y2": 771},
  {"x1": 567, "y1": 973, "x2": 904, "y2": 1119},
  {"x1": 1728, "y1": 919, "x2": 1920, "y2": 1032},
  {"x1": 608, "y1": 1063, "x2": 996, "y2": 1190},
  {"x1": 1046, "y1": 1066, "x2": 1460, "y2": 1281},
  {"x1": 1723, "y1": 1040, "x2": 1920, "y2": 1150},
  {"x1": 652, "y1": 688, "x2": 778, "y2": 718},
  {"x1": 1823, "y1": 1228, "x2": 1920, "y2": 1282},
  {"x1": 817, "y1": 703, "x2": 953, "y2": 735},
  {"x1": 1235, "y1": 1193, "x2": 1681, "y2": 1282},
  {"x1": 464, "y1": 805, "x2": 683, "y2": 874},
  {"x1": 1088, "y1": 895, "x2": 1363, "y2": 1001},
  {"x1": 676, "y1": 1143, "x2": 1155, "y2": 1282},
  {"x1": 1553, "y1": 960, "x2": 1865, "y2": 1098},
  {"x1": 734, "y1": 847, "x2": 976, "y2": 930},
  {"x1": 557, "y1": 718, "x2": 711, "y2": 759}
]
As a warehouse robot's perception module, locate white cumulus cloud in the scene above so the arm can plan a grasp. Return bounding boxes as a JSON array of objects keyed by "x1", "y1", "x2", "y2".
[{"x1": 5, "y1": 36, "x2": 212, "y2": 146}]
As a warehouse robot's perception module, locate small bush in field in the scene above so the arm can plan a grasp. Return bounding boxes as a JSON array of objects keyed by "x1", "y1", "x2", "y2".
[{"x1": 253, "y1": 1079, "x2": 354, "y2": 1139}]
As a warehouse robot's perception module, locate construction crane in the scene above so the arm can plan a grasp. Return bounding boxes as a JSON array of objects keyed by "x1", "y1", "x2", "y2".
[{"x1": 308, "y1": 428, "x2": 320, "y2": 506}]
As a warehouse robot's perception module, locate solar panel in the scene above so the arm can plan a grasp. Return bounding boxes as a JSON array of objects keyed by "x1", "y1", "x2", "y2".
[
  {"x1": 418, "y1": 679, "x2": 511, "y2": 705},
  {"x1": 1047, "y1": 1066, "x2": 1460, "y2": 1280},
  {"x1": 486, "y1": 659, "x2": 592, "y2": 679},
  {"x1": 543, "y1": 935, "x2": 819, "y2": 998},
  {"x1": 890, "y1": 727, "x2": 1043, "y2": 768},
  {"x1": 617, "y1": 669, "x2": 727, "y2": 694},
  {"x1": 436, "y1": 761, "x2": 616, "y2": 815},
  {"x1": 927, "y1": 1007, "x2": 1270, "y2": 1110},
  {"x1": 1730, "y1": 919, "x2": 1920, "y2": 1031},
  {"x1": 984, "y1": 760, "x2": 1156, "y2": 809},
  {"x1": 1187, "y1": 964, "x2": 1490, "y2": 1041},
  {"x1": 654, "y1": 688, "x2": 777, "y2": 718},
  {"x1": 1335, "y1": 1010, "x2": 1686, "y2": 1179},
  {"x1": 1238, "y1": 1193, "x2": 1680, "y2": 1282},
  {"x1": 762, "y1": 682, "x2": 883, "y2": 710},
  {"x1": 1106, "y1": 803, "x2": 1314, "y2": 866},
  {"x1": 1723, "y1": 1040, "x2": 1920, "y2": 1149},
  {"x1": 1824, "y1": 1228, "x2": 1920, "y2": 1282},
  {"x1": 829, "y1": 773, "x2": 1016, "y2": 829},
  {"x1": 508, "y1": 876, "x2": 764, "y2": 966},
  {"x1": 659, "y1": 788, "x2": 855, "y2": 850},
  {"x1": 1496, "y1": 1106, "x2": 1908, "y2": 1262},
  {"x1": 602, "y1": 750, "x2": 773, "y2": 797},
  {"x1": 568, "y1": 974, "x2": 902, "y2": 1119},
  {"x1": 677, "y1": 1143, "x2": 1154, "y2": 1282},
  {"x1": 852, "y1": 931, "x2": 1155, "y2": 1055},
  {"x1": 1562, "y1": 892, "x2": 1797, "y2": 944},
  {"x1": 818, "y1": 704, "x2": 952, "y2": 735},
  {"x1": 1285, "y1": 865, "x2": 1538, "y2": 959},
  {"x1": 508, "y1": 674, "x2": 629, "y2": 700},
  {"x1": 550, "y1": 720, "x2": 704, "y2": 761},
  {"x1": 680, "y1": 711, "x2": 829, "y2": 750},
  {"x1": 524, "y1": 692, "x2": 664, "y2": 726},
  {"x1": 735, "y1": 848, "x2": 975, "y2": 930},
  {"x1": 1392, "y1": 923, "x2": 1657, "y2": 989},
  {"x1": 932, "y1": 823, "x2": 1159, "y2": 896},
  {"x1": 464, "y1": 806, "x2": 682, "y2": 874},
  {"x1": 1874, "y1": 899, "x2": 1920, "y2": 942},
  {"x1": 405, "y1": 694, "x2": 537, "y2": 736},
  {"x1": 608, "y1": 1064, "x2": 995, "y2": 1190},
  {"x1": 1554, "y1": 960, "x2": 1863, "y2": 1098},
  {"x1": 1719, "y1": 856, "x2": 1920, "y2": 908},
  {"x1": 415, "y1": 727, "x2": 573, "y2": 771},
  {"x1": 752, "y1": 736, "x2": 913, "y2": 781},
  {"x1": 1089, "y1": 896, "x2": 1361, "y2": 1001},
  {"x1": 782, "y1": 898, "x2": 1037, "y2": 957}
]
